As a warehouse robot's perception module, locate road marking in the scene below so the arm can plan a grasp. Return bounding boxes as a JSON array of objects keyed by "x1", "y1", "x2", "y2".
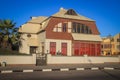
[
  {"x1": 104, "y1": 67, "x2": 114, "y2": 70},
  {"x1": 60, "y1": 68, "x2": 69, "y2": 71},
  {"x1": 1, "y1": 70, "x2": 13, "y2": 73},
  {"x1": 91, "y1": 67, "x2": 99, "y2": 70},
  {"x1": 76, "y1": 68, "x2": 84, "y2": 70},
  {"x1": 42, "y1": 69, "x2": 52, "y2": 72},
  {"x1": 0, "y1": 67, "x2": 118, "y2": 74},
  {"x1": 23, "y1": 70, "x2": 33, "y2": 72}
]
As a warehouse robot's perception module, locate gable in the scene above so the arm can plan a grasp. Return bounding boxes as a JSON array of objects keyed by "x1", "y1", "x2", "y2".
[{"x1": 52, "y1": 8, "x2": 94, "y2": 21}]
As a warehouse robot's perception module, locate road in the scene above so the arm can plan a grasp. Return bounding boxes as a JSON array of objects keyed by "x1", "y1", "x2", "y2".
[{"x1": 0, "y1": 70, "x2": 120, "y2": 80}]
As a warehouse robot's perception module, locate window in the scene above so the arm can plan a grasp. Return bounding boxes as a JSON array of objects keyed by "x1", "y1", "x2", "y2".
[
  {"x1": 101, "y1": 45, "x2": 103, "y2": 48},
  {"x1": 81, "y1": 24, "x2": 84, "y2": 33},
  {"x1": 50, "y1": 42, "x2": 56, "y2": 55},
  {"x1": 77, "y1": 23, "x2": 80, "y2": 33},
  {"x1": 65, "y1": 9, "x2": 78, "y2": 16},
  {"x1": 117, "y1": 45, "x2": 120, "y2": 50},
  {"x1": 30, "y1": 46, "x2": 37, "y2": 54},
  {"x1": 117, "y1": 38, "x2": 120, "y2": 42},
  {"x1": 85, "y1": 26, "x2": 88, "y2": 34},
  {"x1": 72, "y1": 22, "x2": 77, "y2": 33},
  {"x1": 72, "y1": 22, "x2": 92, "y2": 34},
  {"x1": 61, "y1": 43, "x2": 67, "y2": 56},
  {"x1": 62, "y1": 23, "x2": 67, "y2": 32}
]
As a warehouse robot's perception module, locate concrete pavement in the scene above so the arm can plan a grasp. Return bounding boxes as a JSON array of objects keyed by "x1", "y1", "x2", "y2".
[{"x1": 0, "y1": 63, "x2": 120, "y2": 73}]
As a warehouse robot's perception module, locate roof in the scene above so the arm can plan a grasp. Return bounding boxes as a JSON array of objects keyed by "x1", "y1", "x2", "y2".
[
  {"x1": 19, "y1": 16, "x2": 50, "y2": 33},
  {"x1": 19, "y1": 8, "x2": 95, "y2": 34},
  {"x1": 52, "y1": 8, "x2": 94, "y2": 21},
  {"x1": 72, "y1": 33, "x2": 102, "y2": 41},
  {"x1": 28, "y1": 16, "x2": 48, "y2": 24}
]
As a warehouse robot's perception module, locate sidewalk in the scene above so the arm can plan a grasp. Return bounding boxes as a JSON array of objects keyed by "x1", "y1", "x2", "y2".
[{"x1": 0, "y1": 63, "x2": 120, "y2": 70}]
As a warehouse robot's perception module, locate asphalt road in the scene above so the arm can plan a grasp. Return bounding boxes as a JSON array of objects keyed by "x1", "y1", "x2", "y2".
[{"x1": 0, "y1": 70, "x2": 120, "y2": 80}]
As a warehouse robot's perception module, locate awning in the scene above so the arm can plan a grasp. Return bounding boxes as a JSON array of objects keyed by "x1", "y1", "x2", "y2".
[{"x1": 72, "y1": 33, "x2": 102, "y2": 41}]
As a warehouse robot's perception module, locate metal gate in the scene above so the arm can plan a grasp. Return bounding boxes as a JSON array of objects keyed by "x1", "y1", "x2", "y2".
[{"x1": 36, "y1": 53, "x2": 47, "y2": 66}]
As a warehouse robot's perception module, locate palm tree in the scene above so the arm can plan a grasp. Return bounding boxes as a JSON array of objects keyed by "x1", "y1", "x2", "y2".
[{"x1": 0, "y1": 19, "x2": 16, "y2": 49}]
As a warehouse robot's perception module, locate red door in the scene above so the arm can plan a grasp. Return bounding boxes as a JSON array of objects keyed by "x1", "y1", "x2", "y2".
[
  {"x1": 86, "y1": 43, "x2": 90, "y2": 56},
  {"x1": 61, "y1": 43, "x2": 67, "y2": 56},
  {"x1": 74, "y1": 43, "x2": 79, "y2": 56},
  {"x1": 96, "y1": 44, "x2": 101, "y2": 56},
  {"x1": 50, "y1": 42, "x2": 56, "y2": 55},
  {"x1": 91, "y1": 44, "x2": 95, "y2": 56}
]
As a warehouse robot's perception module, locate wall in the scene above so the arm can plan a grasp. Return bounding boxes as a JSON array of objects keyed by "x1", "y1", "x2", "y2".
[
  {"x1": 19, "y1": 33, "x2": 38, "y2": 54},
  {"x1": 0, "y1": 54, "x2": 36, "y2": 65},
  {"x1": 45, "y1": 39, "x2": 72, "y2": 56},
  {"x1": 47, "y1": 54, "x2": 120, "y2": 64},
  {"x1": 37, "y1": 31, "x2": 46, "y2": 53},
  {"x1": 19, "y1": 23, "x2": 41, "y2": 33}
]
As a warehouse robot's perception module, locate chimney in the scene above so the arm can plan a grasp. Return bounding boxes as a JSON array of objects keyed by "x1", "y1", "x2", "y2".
[{"x1": 59, "y1": 7, "x2": 66, "y2": 11}]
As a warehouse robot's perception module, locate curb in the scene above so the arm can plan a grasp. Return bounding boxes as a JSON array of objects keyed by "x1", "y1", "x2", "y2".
[{"x1": 0, "y1": 67, "x2": 120, "y2": 74}]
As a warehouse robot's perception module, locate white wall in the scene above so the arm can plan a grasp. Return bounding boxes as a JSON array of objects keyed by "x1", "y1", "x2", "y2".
[
  {"x1": 37, "y1": 31, "x2": 46, "y2": 53},
  {"x1": 19, "y1": 34, "x2": 29, "y2": 54},
  {"x1": 0, "y1": 54, "x2": 36, "y2": 65},
  {"x1": 19, "y1": 33, "x2": 38, "y2": 54},
  {"x1": 45, "y1": 39, "x2": 72, "y2": 56},
  {"x1": 47, "y1": 54, "x2": 120, "y2": 64}
]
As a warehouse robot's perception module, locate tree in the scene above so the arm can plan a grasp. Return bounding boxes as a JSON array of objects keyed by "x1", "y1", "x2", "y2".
[{"x1": 0, "y1": 19, "x2": 17, "y2": 50}]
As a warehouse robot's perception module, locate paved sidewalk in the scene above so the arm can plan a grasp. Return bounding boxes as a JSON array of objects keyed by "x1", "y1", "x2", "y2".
[{"x1": 0, "y1": 63, "x2": 120, "y2": 70}]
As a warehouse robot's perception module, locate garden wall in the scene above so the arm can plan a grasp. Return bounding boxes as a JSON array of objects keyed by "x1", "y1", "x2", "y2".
[
  {"x1": 47, "y1": 54, "x2": 120, "y2": 64},
  {"x1": 0, "y1": 54, "x2": 36, "y2": 65}
]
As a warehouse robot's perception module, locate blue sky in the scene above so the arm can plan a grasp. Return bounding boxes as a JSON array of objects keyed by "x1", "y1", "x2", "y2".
[{"x1": 0, "y1": 0, "x2": 120, "y2": 37}]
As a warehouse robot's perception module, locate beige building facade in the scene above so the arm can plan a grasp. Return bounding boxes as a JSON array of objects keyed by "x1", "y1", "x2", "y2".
[
  {"x1": 101, "y1": 33, "x2": 120, "y2": 55},
  {"x1": 19, "y1": 8, "x2": 102, "y2": 56}
]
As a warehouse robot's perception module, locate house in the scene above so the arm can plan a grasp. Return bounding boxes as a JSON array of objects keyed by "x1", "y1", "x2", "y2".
[
  {"x1": 101, "y1": 33, "x2": 120, "y2": 55},
  {"x1": 19, "y1": 8, "x2": 102, "y2": 56}
]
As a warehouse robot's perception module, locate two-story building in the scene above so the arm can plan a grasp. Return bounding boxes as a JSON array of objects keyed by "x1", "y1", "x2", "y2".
[
  {"x1": 19, "y1": 8, "x2": 102, "y2": 56},
  {"x1": 101, "y1": 33, "x2": 120, "y2": 55}
]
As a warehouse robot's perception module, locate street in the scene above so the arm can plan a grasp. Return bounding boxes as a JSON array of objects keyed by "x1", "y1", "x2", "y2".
[{"x1": 0, "y1": 70, "x2": 120, "y2": 80}]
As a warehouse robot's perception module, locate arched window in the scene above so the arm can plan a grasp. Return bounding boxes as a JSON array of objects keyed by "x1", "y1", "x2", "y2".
[{"x1": 65, "y1": 9, "x2": 78, "y2": 16}]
